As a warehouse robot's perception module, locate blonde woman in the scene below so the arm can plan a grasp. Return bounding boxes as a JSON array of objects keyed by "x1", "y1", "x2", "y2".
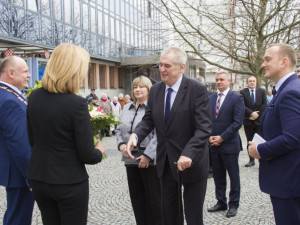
[
  {"x1": 115, "y1": 76, "x2": 161, "y2": 225},
  {"x1": 27, "y1": 43, "x2": 105, "y2": 225}
]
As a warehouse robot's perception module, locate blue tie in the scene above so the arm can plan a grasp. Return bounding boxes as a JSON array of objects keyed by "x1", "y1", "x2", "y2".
[
  {"x1": 165, "y1": 88, "x2": 173, "y2": 124},
  {"x1": 251, "y1": 89, "x2": 255, "y2": 106}
]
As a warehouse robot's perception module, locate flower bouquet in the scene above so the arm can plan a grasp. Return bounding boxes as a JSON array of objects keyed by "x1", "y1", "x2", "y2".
[
  {"x1": 25, "y1": 80, "x2": 42, "y2": 99},
  {"x1": 89, "y1": 105, "x2": 121, "y2": 159}
]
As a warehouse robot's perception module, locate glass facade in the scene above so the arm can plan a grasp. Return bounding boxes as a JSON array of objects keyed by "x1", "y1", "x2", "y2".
[{"x1": 0, "y1": 0, "x2": 164, "y2": 61}]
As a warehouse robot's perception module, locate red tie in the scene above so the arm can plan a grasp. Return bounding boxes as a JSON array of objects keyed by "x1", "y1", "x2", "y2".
[{"x1": 215, "y1": 93, "x2": 223, "y2": 118}]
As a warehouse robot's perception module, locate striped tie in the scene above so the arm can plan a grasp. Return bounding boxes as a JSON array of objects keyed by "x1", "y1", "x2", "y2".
[{"x1": 215, "y1": 93, "x2": 223, "y2": 118}]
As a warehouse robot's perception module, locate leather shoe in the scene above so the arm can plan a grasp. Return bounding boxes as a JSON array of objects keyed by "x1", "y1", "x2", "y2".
[
  {"x1": 226, "y1": 208, "x2": 237, "y2": 217},
  {"x1": 245, "y1": 161, "x2": 255, "y2": 167},
  {"x1": 208, "y1": 204, "x2": 227, "y2": 212}
]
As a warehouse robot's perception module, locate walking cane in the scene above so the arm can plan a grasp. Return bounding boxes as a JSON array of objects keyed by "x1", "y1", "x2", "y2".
[{"x1": 174, "y1": 162, "x2": 184, "y2": 225}]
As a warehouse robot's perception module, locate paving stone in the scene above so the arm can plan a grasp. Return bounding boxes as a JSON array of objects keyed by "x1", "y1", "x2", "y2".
[{"x1": 0, "y1": 127, "x2": 275, "y2": 225}]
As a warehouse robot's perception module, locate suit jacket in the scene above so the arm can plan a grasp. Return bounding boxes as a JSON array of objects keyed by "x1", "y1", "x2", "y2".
[
  {"x1": 0, "y1": 83, "x2": 32, "y2": 188},
  {"x1": 240, "y1": 87, "x2": 267, "y2": 126},
  {"x1": 134, "y1": 75, "x2": 212, "y2": 184},
  {"x1": 258, "y1": 74, "x2": 300, "y2": 198},
  {"x1": 209, "y1": 90, "x2": 244, "y2": 153},
  {"x1": 27, "y1": 88, "x2": 102, "y2": 184}
]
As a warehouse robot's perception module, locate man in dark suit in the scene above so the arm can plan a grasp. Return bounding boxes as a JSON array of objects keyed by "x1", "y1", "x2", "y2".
[
  {"x1": 207, "y1": 72, "x2": 244, "y2": 218},
  {"x1": 195, "y1": 75, "x2": 214, "y2": 178},
  {"x1": 126, "y1": 46, "x2": 212, "y2": 225},
  {"x1": 249, "y1": 43, "x2": 300, "y2": 225},
  {"x1": 240, "y1": 76, "x2": 267, "y2": 167},
  {"x1": 0, "y1": 56, "x2": 34, "y2": 225}
]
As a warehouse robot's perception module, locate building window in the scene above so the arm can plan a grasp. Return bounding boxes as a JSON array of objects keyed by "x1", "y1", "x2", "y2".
[
  {"x1": 147, "y1": 0, "x2": 151, "y2": 18},
  {"x1": 109, "y1": 66, "x2": 115, "y2": 88},
  {"x1": 99, "y1": 65, "x2": 106, "y2": 89},
  {"x1": 88, "y1": 63, "x2": 95, "y2": 88}
]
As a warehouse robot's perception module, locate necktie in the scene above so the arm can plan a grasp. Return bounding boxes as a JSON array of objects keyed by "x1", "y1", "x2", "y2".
[
  {"x1": 215, "y1": 93, "x2": 223, "y2": 118},
  {"x1": 165, "y1": 88, "x2": 173, "y2": 124},
  {"x1": 251, "y1": 89, "x2": 255, "y2": 106}
]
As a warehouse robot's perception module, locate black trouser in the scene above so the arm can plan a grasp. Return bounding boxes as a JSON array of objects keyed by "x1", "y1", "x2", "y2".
[
  {"x1": 160, "y1": 162, "x2": 207, "y2": 225},
  {"x1": 32, "y1": 180, "x2": 89, "y2": 225},
  {"x1": 126, "y1": 166, "x2": 162, "y2": 225},
  {"x1": 244, "y1": 124, "x2": 261, "y2": 161}
]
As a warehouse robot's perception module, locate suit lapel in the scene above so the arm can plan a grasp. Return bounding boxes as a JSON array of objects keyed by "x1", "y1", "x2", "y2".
[
  {"x1": 217, "y1": 90, "x2": 232, "y2": 118},
  {"x1": 167, "y1": 76, "x2": 187, "y2": 127},
  {"x1": 157, "y1": 82, "x2": 167, "y2": 129}
]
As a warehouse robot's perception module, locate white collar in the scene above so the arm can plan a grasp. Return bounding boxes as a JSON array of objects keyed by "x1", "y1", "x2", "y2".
[
  {"x1": 275, "y1": 72, "x2": 295, "y2": 92},
  {"x1": 217, "y1": 88, "x2": 230, "y2": 96},
  {"x1": 165, "y1": 75, "x2": 183, "y2": 93}
]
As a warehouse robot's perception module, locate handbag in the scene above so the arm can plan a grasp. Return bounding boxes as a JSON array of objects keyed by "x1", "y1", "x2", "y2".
[{"x1": 124, "y1": 147, "x2": 154, "y2": 167}]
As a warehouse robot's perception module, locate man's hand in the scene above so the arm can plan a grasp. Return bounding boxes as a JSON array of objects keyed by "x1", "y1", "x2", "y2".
[
  {"x1": 119, "y1": 143, "x2": 129, "y2": 157},
  {"x1": 177, "y1": 156, "x2": 192, "y2": 171},
  {"x1": 209, "y1": 136, "x2": 223, "y2": 146},
  {"x1": 248, "y1": 141, "x2": 261, "y2": 159},
  {"x1": 136, "y1": 155, "x2": 150, "y2": 168},
  {"x1": 250, "y1": 111, "x2": 259, "y2": 120},
  {"x1": 126, "y1": 134, "x2": 137, "y2": 159}
]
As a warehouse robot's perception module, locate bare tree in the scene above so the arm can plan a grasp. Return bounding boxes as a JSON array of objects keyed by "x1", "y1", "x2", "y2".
[
  {"x1": 0, "y1": 2, "x2": 36, "y2": 40},
  {"x1": 152, "y1": 0, "x2": 300, "y2": 88}
]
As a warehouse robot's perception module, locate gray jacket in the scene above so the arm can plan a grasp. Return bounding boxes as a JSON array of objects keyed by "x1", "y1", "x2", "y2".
[{"x1": 115, "y1": 101, "x2": 157, "y2": 163}]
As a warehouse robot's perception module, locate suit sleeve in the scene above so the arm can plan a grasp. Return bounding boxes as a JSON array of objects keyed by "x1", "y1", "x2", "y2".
[
  {"x1": 73, "y1": 98, "x2": 103, "y2": 164},
  {"x1": 220, "y1": 94, "x2": 245, "y2": 141},
  {"x1": 241, "y1": 90, "x2": 253, "y2": 118},
  {"x1": 258, "y1": 90, "x2": 300, "y2": 160},
  {"x1": 258, "y1": 89, "x2": 267, "y2": 117},
  {"x1": 181, "y1": 87, "x2": 212, "y2": 160},
  {"x1": 134, "y1": 88, "x2": 155, "y2": 143},
  {"x1": 143, "y1": 129, "x2": 157, "y2": 160},
  {"x1": 1, "y1": 100, "x2": 32, "y2": 188}
]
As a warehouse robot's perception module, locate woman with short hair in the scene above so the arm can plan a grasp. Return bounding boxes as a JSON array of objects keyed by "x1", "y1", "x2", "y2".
[{"x1": 115, "y1": 76, "x2": 162, "y2": 225}]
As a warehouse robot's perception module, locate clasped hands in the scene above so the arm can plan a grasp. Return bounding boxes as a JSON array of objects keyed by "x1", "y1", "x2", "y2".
[
  {"x1": 209, "y1": 135, "x2": 223, "y2": 146},
  {"x1": 125, "y1": 134, "x2": 192, "y2": 171},
  {"x1": 249, "y1": 111, "x2": 259, "y2": 120}
]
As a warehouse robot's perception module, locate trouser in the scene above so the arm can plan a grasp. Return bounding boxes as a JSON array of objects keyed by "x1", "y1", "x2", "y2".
[
  {"x1": 32, "y1": 180, "x2": 89, "y2": 225},
  {"x1": 244, "y1": 124, "x2": 261, "y2": 161},
  {"x1": 126, "y1": 166, "x2": 162, "y2": 225},
  {"x1": 3, "y1": 187, "x2": 34, "y2": 225},
  {"x1": 160, "y1": 162, "x2": 207, "y2": 225},
  {"x1": 270, "y1": 195, "x2": 300, "y2": 225},
  {"x1": 211, "y1": 152, "x2": 240, "y2": 208}
]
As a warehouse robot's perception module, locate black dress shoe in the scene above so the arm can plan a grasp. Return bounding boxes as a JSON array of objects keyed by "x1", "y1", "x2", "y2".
[
  {"x1": 208, "y1": 204, "x2": 227, "y2": 212},
  {"x1": 245, "y1": 161, "x2": 255, "y2": 167},
  {"x1": 226, "y1": 208, "x2": 237, "y2": 217}
]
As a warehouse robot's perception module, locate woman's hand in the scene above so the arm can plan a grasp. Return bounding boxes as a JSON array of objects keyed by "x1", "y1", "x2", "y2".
[
  {"x1": 119, "y1": 144, "x2": 129, "y2": 157},
  {"x1": 136, "y1": 155, "x2": 150, "y2": 168},
  {"x1": 95, "y1": 141, "x2": 106, "y2": 154}
]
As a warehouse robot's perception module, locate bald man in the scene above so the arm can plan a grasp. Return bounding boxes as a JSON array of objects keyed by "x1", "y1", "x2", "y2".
[{"x1": 0, "y1": 56, "x2": 34, "y2": 225}]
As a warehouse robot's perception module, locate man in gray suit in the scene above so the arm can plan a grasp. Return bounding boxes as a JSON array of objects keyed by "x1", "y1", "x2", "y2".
[{"x1": 126, "y1": 47, "x2": 212, "y2": 225}]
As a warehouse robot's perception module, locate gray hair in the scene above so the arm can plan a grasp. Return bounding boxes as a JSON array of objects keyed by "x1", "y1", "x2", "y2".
[{"x1": 161, "y1": 46, "x2": 187, "y2": 65}]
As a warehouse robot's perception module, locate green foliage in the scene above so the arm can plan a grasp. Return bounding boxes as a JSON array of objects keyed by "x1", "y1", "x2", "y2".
[
  {"x1": 90, "y1": 113, "x2": 121, "y2": 141},
  {"x1": 25, "y1": 80, "x2": 42, "y2": 99}
]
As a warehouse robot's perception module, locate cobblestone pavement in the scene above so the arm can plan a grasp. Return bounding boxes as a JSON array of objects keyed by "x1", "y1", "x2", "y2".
[{"x1": 0, "y1": 127, "x2": 275, "y2": 225}]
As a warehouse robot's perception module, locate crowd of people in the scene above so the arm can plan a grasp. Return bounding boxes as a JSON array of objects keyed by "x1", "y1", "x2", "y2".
[{"x1": 1, "y1": 42, "x2": 300, "y2": 225}]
